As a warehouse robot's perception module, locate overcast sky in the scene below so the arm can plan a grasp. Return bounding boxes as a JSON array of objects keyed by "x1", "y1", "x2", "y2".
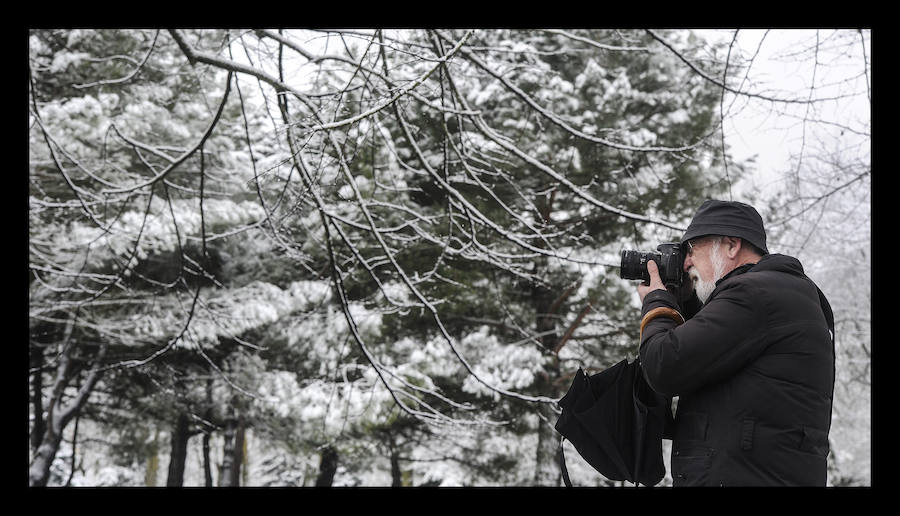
[{"x1": 698, "y1": 29, "x2": 871, "y2": 200}]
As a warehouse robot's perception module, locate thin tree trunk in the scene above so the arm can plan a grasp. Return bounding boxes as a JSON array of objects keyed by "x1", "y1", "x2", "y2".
[
  {"x1": 29, "y1": 373, "x2": 104, "y2": 486},
  {"x1": 390, "y1": 448, "x2": 402, "y2": 487},
  {"x1": 241, "y1": 429, "x2": 249, "y2": 486},
  {"x1": 232, "y1": 420, "x2": 245, "y2": 486},
  {"x1": 203, "y1": 377, "x2": 213, "y2": 487},
  {"x1": 530, "y1": 206, "x2": 563, "y2": 485},
  {"x1": 29, "y1": 427, "x2": 65, "y2": 487},
  {"x1": 218, "y1": 417, "x2": 236, "y2": 487},
  {"x1": 28, "y1": 328, "x2": 106, "y2": 487},
  {"x1": 534, "y1": 395, "x2": 561, "y2": 486},
  {"x1": 166, "y1": 412, "x2": 191, "y2": 486},
  {"x1": 315, "y1": 445, "x2": 338, "y2": 487},
  {"x1": 64, "y1": 408, "x2": 82, "y2": 486},
  {"x1": 30, "y1": 347, "x2": 45, "y2": 453},
  {"x1": 145, "y1": 428, "x2": 160, "y2": 486},
  {"x1": 202, "y1": 430, "x2": 213, "y2": 487},
  {"x1": 218, "y1": 409, "x2": 244, "y2": 487}
]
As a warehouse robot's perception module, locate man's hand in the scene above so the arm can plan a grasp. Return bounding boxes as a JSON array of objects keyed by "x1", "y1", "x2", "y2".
[{"x1": 637, "y1": 259, "x2": 667, "y2": 303}]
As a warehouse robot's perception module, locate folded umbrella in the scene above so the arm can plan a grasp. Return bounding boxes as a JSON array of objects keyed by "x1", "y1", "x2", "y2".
[{"x1": 555, "y1": 358, "x2": 674, "y2": 486}]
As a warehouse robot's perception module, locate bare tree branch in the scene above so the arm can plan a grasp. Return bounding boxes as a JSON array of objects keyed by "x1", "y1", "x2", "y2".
[{"x1": 646, "y1": 29, "x2": 856, "y2": 105}]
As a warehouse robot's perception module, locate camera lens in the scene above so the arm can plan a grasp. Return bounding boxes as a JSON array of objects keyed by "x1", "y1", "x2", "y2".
[
  {"x1": 620, "y1": 250, "x2": 650, "y2": 281},
  {"x1": 620, "y1": 243, "x2": 682, "y2": 287}
]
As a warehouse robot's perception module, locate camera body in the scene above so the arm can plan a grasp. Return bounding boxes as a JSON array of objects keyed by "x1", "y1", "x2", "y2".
[{"x1": 620, "y1": 243, "x2": 684, "y2": 287}]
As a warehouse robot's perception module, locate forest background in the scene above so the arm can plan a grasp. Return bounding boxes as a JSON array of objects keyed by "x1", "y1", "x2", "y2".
[{"x1": 27, "y1": 28, "x2": 871, "y2": 487}]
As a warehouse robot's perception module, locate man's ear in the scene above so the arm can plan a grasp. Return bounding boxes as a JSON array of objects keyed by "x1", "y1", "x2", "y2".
[{"x1": 725, "y1": 236, "x2": 742, "y2": 258}]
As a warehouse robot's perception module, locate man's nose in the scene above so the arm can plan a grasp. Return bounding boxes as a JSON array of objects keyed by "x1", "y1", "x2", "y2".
[{"x1": 683, "y1": 256, "x2": 692, "y2": 272}]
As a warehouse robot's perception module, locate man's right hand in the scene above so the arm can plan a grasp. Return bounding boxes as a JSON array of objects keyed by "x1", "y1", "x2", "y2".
[{"x1": 638, "y1": 259, "x2": 667, "y2": 303}]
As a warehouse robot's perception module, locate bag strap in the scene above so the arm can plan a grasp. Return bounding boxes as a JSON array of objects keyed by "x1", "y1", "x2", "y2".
[{"x1": 558, "y1": 436, "x2": 572, "y2": 487}]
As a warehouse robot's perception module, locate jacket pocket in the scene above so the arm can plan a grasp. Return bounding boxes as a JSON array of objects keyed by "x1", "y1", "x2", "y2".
[{"x1": 672, "y1": 448, "x2": 714, "y2": 485}]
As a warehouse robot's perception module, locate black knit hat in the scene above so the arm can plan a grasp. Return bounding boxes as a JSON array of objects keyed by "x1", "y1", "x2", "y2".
[{"x1": 680, "y1": 200, "x2": 769, "y2": 254}]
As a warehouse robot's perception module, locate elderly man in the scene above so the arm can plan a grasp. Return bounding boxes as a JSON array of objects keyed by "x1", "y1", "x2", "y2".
[{"x1": 637, "y1": 199, "x2": 835, "y2": 486}]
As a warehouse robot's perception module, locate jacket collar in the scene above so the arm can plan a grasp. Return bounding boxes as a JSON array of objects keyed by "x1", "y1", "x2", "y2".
[{"x1": 715, "y1": 253, "x2": 806, "y2": 287}]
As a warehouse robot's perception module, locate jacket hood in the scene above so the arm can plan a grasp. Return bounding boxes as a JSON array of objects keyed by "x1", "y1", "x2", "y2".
[
  {"x1": 750, "y1": 253, "x2": 805, "y2": 275},
  {"x1": 717, "y1": 253, "x2": 805, "y2": 286}
]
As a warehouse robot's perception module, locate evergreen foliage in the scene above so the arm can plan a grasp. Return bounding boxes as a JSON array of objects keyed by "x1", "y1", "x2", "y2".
[{"x1": 29, "y1": 28, "x2": 869, "y2": 486}]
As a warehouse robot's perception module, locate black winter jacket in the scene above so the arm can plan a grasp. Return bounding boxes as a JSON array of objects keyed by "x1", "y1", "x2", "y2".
[{"x1": 639, "y1": 254, "x2": 835, "y2": 486}]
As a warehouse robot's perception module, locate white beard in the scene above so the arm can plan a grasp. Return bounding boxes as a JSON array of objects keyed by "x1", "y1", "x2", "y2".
[{"x1": 690, "y1": 239, "x2": 727, "y2": 304}]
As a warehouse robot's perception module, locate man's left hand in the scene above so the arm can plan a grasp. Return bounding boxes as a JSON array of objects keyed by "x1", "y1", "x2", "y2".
[{"x1": 637, "y1": 259, "x2": 667, "y2": 303}]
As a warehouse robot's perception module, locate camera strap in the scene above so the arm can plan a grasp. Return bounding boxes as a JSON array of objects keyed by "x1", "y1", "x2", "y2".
[{"x1": 639, "y1": 307, "x2": 685, "y2": 339}]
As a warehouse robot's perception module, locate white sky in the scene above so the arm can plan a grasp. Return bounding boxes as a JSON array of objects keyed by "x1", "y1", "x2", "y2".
[{"x1": 696, "y1": 29, "x2": 871, "y2": 198}]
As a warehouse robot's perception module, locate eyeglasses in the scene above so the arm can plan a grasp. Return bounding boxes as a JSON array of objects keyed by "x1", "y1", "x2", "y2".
[
  {"x1": 685, "y1": 236, "x2": 720, "y2": 258},
  {"x1": 685, "y1": 238, "x2": 703, "y2": 258}
]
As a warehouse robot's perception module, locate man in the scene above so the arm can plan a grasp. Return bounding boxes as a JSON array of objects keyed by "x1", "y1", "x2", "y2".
[{"x1": 637, "y1": 199, "x2": 835, "y2": 486}]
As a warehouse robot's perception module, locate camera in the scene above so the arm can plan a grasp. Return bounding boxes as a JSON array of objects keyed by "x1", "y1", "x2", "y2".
[{"x1": 620, "y1": 243, "x2": 684, "y2": 287}]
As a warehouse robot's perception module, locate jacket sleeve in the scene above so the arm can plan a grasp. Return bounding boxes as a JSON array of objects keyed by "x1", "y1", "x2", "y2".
[{"x1": 639, "y1": 279, "x2": 768, "y2": 398}]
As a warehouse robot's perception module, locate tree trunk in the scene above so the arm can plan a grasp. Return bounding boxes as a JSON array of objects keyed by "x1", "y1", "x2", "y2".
[
  {"x1": 534, "y1": 394, "x2": 561, "y2": 486},
  {"x1": 530, "y1": 230, "x2": 563, "y2": 485},
  {"x1": 218, "y1": 410, "x2": 244, "y2": 487},
  {"x1": 145, "y1": 428, "x2": 160, "y2": 486},
  {"x1": 390, "y1": 448, "x2": 402, "y2": 487},
  {"x1": 203, "y1": 378, "x2": 213, "y2": 487},
  {"x1": 29, "y1": 424, "x2": 65, "y2": 487},
  {"x1": 234, "y1": 422, "x2": 245, "y2": 485},
  {"x1": 28, "y1": 335, "x2": 106, "y2": 487},
  {"x1": 202, "y1": 430, "x2": 213, "y2": 487},
  {"x1": 30, "y1": 347, "x2": 45, "y2": 453},
  {"x1": 219, "y1": 418, "x2": 235, "y2": 487},
  {"x1": 315, "y1": 445, "x2": 338, "y2": 487},
  {"x1": 166, "y1": 412, "x2": 191, "y2": 486}
]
